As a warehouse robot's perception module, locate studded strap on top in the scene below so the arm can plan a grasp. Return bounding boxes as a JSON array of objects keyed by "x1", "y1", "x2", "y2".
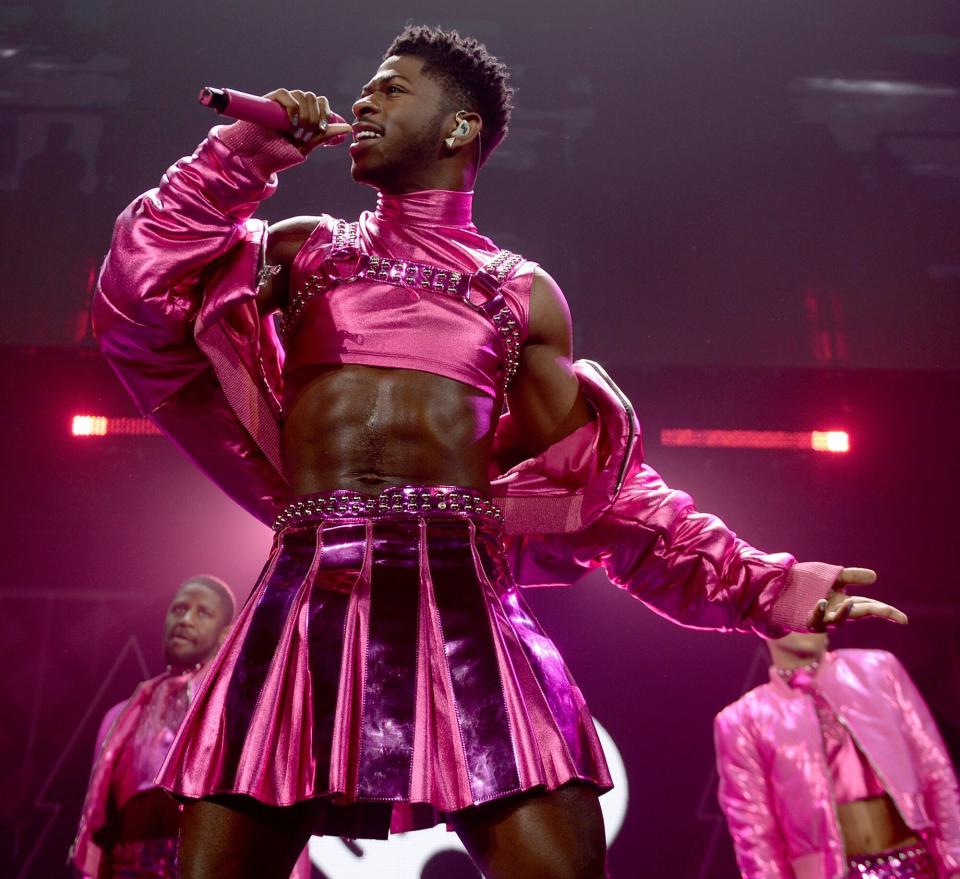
[{"x1": 279, "y1": 220, "x2": 525, "y2": 389}]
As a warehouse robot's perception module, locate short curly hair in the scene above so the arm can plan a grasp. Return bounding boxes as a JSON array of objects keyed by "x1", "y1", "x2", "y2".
[{"x1": 385, "y1": 25, "x2": 514, "y2": 165}]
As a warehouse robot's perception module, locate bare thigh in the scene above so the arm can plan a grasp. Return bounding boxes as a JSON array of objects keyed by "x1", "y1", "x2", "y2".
[
  {"x1": 179, "y1": 796, "x2": 317, "y2": 879},
  {"x1": 451, "y1": 783, "x2": 608, "y2": 879}
]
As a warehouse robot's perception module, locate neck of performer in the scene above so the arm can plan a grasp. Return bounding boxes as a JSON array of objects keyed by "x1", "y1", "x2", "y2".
[{"x1": 375, "y1": 189, "x2": 476, "y2": 229}]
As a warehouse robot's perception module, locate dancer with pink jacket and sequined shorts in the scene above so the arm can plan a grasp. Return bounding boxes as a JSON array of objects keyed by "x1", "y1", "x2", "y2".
[
  {"x1": 94, "y1": 25, "x2": 908, "y2": 879},
  {"x1": 715, "y1": 634, "x2": 960, "y2": 879}
]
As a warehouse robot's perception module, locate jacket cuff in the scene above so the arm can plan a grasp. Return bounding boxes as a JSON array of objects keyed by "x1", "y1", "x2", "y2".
[
  {"x1": 766, "y1": 561, "x2": 842, "y2": 632},
  {"x1": 214, "y1": 122, "x2": 306, "y2": 178}
]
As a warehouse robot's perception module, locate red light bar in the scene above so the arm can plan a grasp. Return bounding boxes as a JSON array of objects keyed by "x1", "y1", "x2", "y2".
[
  {"x1": 660, "y1": 428, "x2": 850, "y2": 453},
  {"x1": 811, "y1": 430, "x2": 850, "y2": 453},
  {"x1": 71, "y1": 415, "x2": 162, "y2": 437}
]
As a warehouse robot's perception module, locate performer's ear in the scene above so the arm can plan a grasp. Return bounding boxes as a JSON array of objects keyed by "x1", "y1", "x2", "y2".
[
  {"x1": 217, "y1": 624, "x2": 233, "y2": 647},
  {"x1": 445, "y1": 111, "x2": 478, "y2": 148}
]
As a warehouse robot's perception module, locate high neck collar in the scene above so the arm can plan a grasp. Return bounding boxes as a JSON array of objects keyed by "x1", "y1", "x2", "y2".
[{"x1": 375, "y1": 189, "x2": 475, "y2": 228}]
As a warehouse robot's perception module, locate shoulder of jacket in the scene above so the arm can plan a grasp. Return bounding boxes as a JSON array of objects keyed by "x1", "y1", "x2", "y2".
[
  {"x1": 834, "y1": 647, "x2": 896, "y2": 667},
  {"x1": 716, "y1": 683, "x2": 773, "y2": 726}
]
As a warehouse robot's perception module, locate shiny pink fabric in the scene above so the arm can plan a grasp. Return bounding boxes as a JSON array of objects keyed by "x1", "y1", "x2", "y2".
[
  {"x1": 157, "y1": 491, "x2": 611, "y2": 835},
  {"x1": 831, "y1": 726, "x2": 887, "y2": 805},
  {"x1": 285, "y1": 190, "x2": 533, "y2": 398},
  {"x1": 110, "y1": 837, "x2": 179, "y2": 878},
  {"x1": 714, "y1": 650, "x2": 960, "y2": 879},
  {"x1": 92, "y1": 124, "x2": 291, "y2": 525},
  {"x1": 847, "y1": 845, "x2": 939, "y2": 879},
  {"x1": 93, "y1": 125, "x2": 840, "y2": 640},
  {"x1": 71, "y1": 671, "x2": 199, "y2": 877},
  {"x1": 785, "y1": 665, "x2": 886, "y2": 804}
]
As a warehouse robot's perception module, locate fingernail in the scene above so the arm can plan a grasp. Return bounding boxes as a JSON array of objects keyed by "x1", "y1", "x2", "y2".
[
  {"x1": 303, "y1": 132, "x2": 314, "y2": 143},
  {"x1": 294, "y1": 127, "x2": 304, "y2": 139},
  {"x1": 819, "y1": 599, "x2": 828, "y2": 611},
  {"x1": 291, "y1": 113, "x2": 299, "y2": 126}
]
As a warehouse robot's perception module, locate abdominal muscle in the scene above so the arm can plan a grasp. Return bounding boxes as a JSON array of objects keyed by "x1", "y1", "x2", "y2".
[
  {"x1": 838, "y1": 794, "x2": 918, "y2": 856},
  {"x1": 282, "y1": 364, "x2": 501, "y2": 497}
]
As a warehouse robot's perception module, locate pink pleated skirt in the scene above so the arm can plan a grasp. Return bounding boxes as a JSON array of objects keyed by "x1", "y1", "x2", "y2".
[{"x1": 157, "y1": 486, "x2": 611, "y2": 838}]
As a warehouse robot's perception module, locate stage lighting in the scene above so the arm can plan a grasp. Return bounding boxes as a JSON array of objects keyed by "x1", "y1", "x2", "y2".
[
  {"x1": 811, "y1": 430, "x2": 850, "y2": 453},
  {"x1": 70, "y1": 415, "x2": 161, "y2": 437},
  {"x1": 661, "y1": 428, "x2": 851, "y2": 453},
  {"x1": 71, "y1": 415, "x2": 108, "y2": 436}
]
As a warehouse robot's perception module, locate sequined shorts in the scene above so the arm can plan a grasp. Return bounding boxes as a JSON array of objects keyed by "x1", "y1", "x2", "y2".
[
  {"x1": 157, "y1": 486, "x2": 611, "y2": 839},
  {"x1": 112, "y1": 837, "x2": 179, "y2": 879},
  {"x1": 848, "y1": 844, "x2": 936, "y2": 879}
]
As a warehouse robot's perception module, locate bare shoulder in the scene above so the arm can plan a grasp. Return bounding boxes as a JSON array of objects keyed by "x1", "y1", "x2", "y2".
[
  {"x1": 506, "y1": 265, "x2": 591, "y2": 456},
  {"x1": 527, "y1": 266, "x2": 573, "y2": 349},
  {"x1": 267, "y1": 215, "x2": 325, "y2": 266},
  {"x1": 258, "y1": 216, "x2": 324, "y2": 314}
]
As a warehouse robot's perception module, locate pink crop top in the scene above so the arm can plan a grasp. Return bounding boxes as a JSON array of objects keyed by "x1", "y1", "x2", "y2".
[
  {"x1": 785, "y1": 664, "x2": 886, "y2": 804},
  {"x1": 281, "y1": 189, "x2": 535, "y2": 399}
]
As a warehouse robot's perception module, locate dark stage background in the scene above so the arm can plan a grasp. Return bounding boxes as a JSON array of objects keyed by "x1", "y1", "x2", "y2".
[{"x1": 2, "y1": 1, "x2": 959, "y2": 877}]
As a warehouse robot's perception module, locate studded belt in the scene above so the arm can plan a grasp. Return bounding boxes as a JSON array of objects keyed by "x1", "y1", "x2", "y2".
[
  {"x1": 273, "y1": 486, "x2": 503, "y2": 531},
  {"x1": 847, "y1": 845, "x2": 935, "y2": 879}
]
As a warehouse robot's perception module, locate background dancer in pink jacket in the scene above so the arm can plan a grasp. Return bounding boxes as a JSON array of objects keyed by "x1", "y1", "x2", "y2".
[
  {"x1": 93, "y1": 24, "x2": 907, "y2": 879},
  {"x1": 71, "y1": 576, "x2": 237, "y2": 878},
  {"x1": 715, "y1": 633, "x2": 960, "y2": 879}
]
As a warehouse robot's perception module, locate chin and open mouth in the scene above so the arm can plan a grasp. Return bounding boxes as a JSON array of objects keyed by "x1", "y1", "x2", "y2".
[{"x1": 350, "y1": 124, "x2": 385, "y2": 153}]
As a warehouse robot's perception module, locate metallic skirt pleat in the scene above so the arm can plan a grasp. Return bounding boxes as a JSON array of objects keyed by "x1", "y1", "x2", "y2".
[{"x1": 157, "y1": 501, "x2": 611, "y2": 836}]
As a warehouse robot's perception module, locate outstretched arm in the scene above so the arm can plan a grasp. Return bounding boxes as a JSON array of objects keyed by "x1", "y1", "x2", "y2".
[{"x1": 506, "y1": 270, "x2": 906, "y2": 635}]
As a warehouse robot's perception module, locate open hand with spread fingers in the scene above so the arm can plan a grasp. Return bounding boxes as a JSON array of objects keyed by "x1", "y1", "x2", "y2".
[{"x1": 806, "y1": 567, "x2": 908, "y2": 630}]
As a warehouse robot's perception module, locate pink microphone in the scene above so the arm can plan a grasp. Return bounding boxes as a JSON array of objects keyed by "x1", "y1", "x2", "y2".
[{"x1": 198, "y1": 87, "x2": 348, "y2": 144}]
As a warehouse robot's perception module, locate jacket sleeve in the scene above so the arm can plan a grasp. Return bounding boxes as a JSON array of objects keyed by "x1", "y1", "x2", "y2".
[
  {"x1": 714, "y1": 708, "x2": 793, "y2": 879},
  {"x1": 71, "y1": 703, "x2": 125, "y2": 878},
  {"x1": 93, "y1": 123, "x2": 304, "y2": 524},
  {"x1": 513, "y1": 458, "x2": 840, "y2": 637},
  {"x1": 886, "y1": 654, "x2": 960, "y2": 877}
]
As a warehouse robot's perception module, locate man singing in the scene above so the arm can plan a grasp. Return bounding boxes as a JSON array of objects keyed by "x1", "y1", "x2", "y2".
[
  {"x1": 714, "y1": 633, "x2": 960, "y2": 878},
  {"x1": 94, "y1": 25, "x2": 906, "y2": 879}
]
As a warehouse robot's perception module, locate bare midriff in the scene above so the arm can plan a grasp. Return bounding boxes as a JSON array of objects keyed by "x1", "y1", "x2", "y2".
[
  {"x1": 116, "y1": 788, "x2": 181, "y2": 842},
  {"x1": 839, "y1": 794, "x2": 919, "y2": 856},
  {"x1": 283, "y1": 364, "x2": 500, "y2": 498}
]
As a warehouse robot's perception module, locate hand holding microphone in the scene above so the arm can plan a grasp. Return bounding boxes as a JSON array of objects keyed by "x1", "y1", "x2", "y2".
[{"x1": 199, "y1": 87, "x2": 353, "y2": 151}]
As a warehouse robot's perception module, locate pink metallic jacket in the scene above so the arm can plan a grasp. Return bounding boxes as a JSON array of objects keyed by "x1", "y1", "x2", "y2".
[
  {"x1": 92, "y1": 122, "x2": 841, "y2": 637},
  {"x1": 714, "y1": 649, "x2": 960, "y2": 879},
  {"x1": 71, "y1": 671, "x2": 192, "y2": 876}
]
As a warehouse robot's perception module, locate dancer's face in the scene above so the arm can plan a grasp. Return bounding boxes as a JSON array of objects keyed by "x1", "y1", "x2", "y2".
[
  {"x1": 349, "y1": 55, "x2": 456, "y2": 192},
  {"x1": 162, "y1": 582, "x2": 230, "y2": 670},
  {"x1": 767, "y1": 631, "x2": 829, "y2": 668}
]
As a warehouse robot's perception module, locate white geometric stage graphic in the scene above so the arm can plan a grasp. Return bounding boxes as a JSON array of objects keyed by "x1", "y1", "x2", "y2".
[
  {"x1": 13, "y1": 624, "x2": 152, "y2": 879},
  {"x1": 308, "y1": 719, "x2": 629, "y2": 878}
]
